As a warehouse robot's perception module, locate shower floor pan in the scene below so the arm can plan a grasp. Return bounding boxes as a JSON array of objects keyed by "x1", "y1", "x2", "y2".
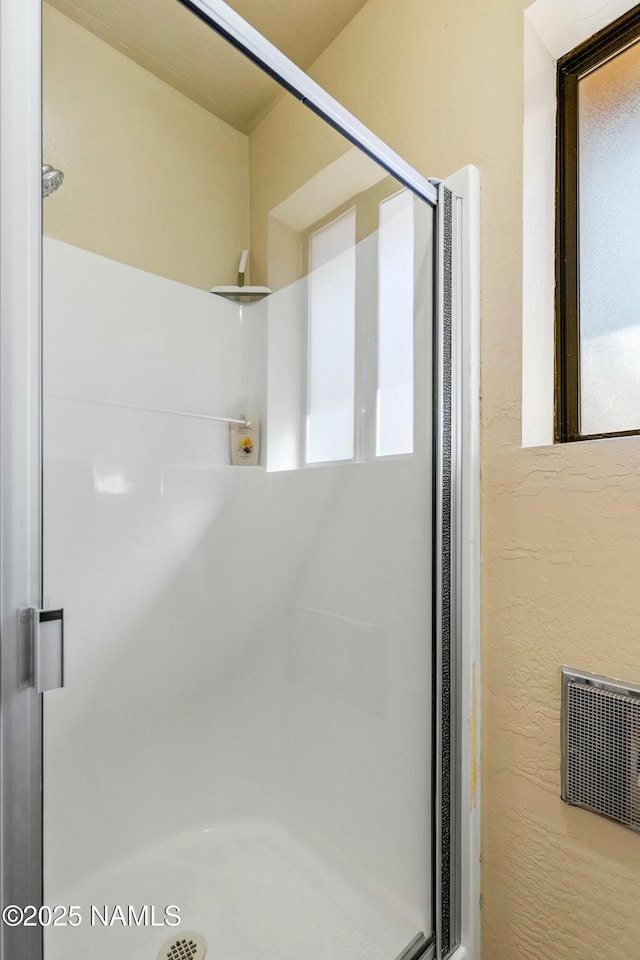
[{"x1": 44, "y1": 821, "x2": 422, "y2": 960}]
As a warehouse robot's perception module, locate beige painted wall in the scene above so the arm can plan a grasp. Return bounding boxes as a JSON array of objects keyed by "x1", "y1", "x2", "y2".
[
  {"x1": 249, "y1": 95, "x2": 353, "y2": 284},
  {"x1": 43, "y1": 4, "x2": 249, "y2": 290},
  {"x1": 249, "y1": 0, "x2": 640, "y2": 957}
]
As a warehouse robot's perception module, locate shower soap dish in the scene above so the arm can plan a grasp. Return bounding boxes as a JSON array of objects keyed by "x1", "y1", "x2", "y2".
[{"x1": 211, "y1": 249, "x2": 271, "y2": 304}]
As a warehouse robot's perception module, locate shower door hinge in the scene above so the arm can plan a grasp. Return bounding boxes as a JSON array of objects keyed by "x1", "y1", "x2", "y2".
[{"x1": 20, "y1": 606, "x2": 65, "y2": 693}]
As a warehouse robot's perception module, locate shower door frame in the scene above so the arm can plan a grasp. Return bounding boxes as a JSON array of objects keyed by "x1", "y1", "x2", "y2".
[{"x1": 0, "y1": 1, "x2": 480, "y2": 958}]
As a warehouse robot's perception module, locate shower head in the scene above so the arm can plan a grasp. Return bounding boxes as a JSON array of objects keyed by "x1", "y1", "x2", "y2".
[{"x1": 42, "y1": 164, "x2": 64, "y2": 198}]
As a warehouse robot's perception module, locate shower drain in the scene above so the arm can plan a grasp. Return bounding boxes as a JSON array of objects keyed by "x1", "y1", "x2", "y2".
[{"x1": 157, "y1": 932, "x2": 206, "y2": 960}]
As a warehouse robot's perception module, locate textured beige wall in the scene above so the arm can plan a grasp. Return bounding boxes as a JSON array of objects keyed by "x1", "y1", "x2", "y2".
[
  {"x1": 43, "y1": 4, "x2": 249, "y2": 290},
  {"x1": 250, "y1": 0, "x2": 640, "y2": 957}
]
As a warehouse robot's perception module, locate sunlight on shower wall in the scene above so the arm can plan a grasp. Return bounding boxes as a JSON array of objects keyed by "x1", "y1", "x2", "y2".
[
  {"x1": 307, "y1": 209, "x2": 357, "y2": 463},
  {"x1": 265, "y1": 160, "x2": 421, "y2": 474},
  {"x1": 377, "y1": 190, "x2": 415, "y2": 456}
]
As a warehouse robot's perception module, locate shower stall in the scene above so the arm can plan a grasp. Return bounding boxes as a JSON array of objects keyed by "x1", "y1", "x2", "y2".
[{"x1": 0, "y1": 1, "x2": 479, "y2": 959}]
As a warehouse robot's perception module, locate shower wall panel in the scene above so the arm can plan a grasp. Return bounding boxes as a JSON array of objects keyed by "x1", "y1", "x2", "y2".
[
  {"x1": 258, "y1": 201, "x2": 434, "y2": 929},
  {"x1": 42, "y1": 238, "x2": 284, "y2": 895},
  {"x1": 231, "y1": 461, "x2": 432, "y2": 935},
  {"x1": 43, "y1": 201, "x2": 434, "y2": 955}
]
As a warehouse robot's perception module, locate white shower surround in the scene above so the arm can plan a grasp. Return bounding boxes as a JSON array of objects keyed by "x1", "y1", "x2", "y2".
[{"x1": 42, "y1": 237, "x2": 436, "y2": 958}]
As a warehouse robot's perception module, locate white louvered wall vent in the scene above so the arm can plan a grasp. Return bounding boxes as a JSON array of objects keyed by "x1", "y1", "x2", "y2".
[{"x1": 562, "y1": 666, "x2": 640, "y2": 831}]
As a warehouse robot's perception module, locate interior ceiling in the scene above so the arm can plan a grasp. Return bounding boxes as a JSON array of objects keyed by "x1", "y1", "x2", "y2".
[{"x1": 44, "y1": 0, "x2": 371, "y2": 133}]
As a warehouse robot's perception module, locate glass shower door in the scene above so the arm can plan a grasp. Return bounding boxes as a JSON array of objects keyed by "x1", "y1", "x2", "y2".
[{"x1": 39, "y1": 4, "x2": 440, "y2": 959}]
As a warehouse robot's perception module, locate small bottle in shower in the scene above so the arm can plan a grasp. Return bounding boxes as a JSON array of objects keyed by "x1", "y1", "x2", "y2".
[{"x1": 230, "y1": 416, "x2": 260, "y2": 466}]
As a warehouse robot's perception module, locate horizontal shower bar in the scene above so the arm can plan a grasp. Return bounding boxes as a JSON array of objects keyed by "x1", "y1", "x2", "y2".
[{"x1": 47, "y1": 394, "x2": 251, "y2": 426}]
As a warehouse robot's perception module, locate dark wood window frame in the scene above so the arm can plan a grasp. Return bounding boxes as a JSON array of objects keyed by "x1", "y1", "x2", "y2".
[{"x1": 556, "y1": 4, "x2": 640, "y2": 442}]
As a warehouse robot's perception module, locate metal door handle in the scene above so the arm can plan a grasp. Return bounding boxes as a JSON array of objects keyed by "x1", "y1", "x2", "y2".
[{"x1": 25, "y1": 607, "x2": 64, "y2": 693}]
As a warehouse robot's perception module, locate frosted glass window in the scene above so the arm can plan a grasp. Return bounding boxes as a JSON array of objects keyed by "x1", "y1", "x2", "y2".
[
  {"x1": 307, "y1": 209, "x2": 356, "y2": 463},
  {"x1": 579, "y1": 39, "x2": 640, "y2": 435},
  {"x1": 377, "y1": 190, "x2": 414, "y2": 456}
]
